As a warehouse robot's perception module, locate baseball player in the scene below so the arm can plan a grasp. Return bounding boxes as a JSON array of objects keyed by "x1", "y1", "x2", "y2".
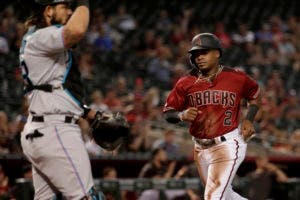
[
  {"x1": 19, "y1": 0, "x2": 100, "y2": 199},
  {"x1": 163, "y1": 33, "x2": 261, "y2": 200}
]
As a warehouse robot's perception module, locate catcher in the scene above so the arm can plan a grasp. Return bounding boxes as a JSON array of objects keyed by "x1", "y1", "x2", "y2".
[{"x1": 19, "y1": 0, "x2": 129, "y2": 199}]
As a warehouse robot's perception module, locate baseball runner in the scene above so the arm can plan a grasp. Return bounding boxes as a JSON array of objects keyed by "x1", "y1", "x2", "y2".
[
  {"x1": 19, "y1": 0, "x2": 101, "y2": 199},
  {"x1": 163, "y1": 33, "x2": 261, "y2": 200}
]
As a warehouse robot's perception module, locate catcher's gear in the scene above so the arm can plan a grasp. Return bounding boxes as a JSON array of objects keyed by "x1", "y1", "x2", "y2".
[
  {"x1": 35, "y1": 0, "x2": 73, "y2": 5},
  {"x1": 90, "y1": 112, "x2": 130, "y2": 151},
  {"x1": 189, "y1": 33, "x2": 222, "y2": 68}
]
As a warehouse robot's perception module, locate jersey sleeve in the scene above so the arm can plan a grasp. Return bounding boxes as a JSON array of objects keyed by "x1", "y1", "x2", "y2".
[
  {"x1": 242, "y1": 73, "x2": 260, "y2": 100},
  {"x1": 30, "y1": 26, "x2": 65, "y2": 54},
  {"x1": 163, "y1": 79, "x2": 187, "y2": 112}
]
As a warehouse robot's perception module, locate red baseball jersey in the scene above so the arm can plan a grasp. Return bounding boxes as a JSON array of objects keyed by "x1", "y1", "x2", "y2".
[{"x1": 163, "y1": 67, "x2": 260, "y2": 139}]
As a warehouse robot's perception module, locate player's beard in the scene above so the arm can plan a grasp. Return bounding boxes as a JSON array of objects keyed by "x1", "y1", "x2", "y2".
[
  {"x1": 50, "y1": 12, "x2": 68, "y2": 25},
  {"x1": 197, "y1": 64, "x2": 211, "y2": 75},
  {"x1": 197, "y1": 61, "x2": 218, "y2": 76}
]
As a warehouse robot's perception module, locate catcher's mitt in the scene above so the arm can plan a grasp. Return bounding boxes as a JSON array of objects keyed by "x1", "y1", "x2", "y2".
[{"x1": 89, "y1": 112, "x2": 130, "y2": 151}]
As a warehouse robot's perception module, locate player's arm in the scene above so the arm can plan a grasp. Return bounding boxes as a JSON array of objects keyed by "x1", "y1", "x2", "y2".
[
  {"x1": 245, "y1": 98, "x2": 260, "y2": 122},
  {"x1": 240, "y1": 71, "x2": 262, "y2": 140},
  {"x1": 164, "y1": 108, "x2": 200, "y2": 123},
  {"x1": 163, "y1": 78, "x2": 200, "y2": 123},
  {"x1": 241, "y1": 92, "x2": 261, "y2": 140},
  {"x1": 164, "y1": 109, "x2": 182, "y2": 124},
  {"x1": 63, "y1": 0, "x2": 90, "y2": 48}
]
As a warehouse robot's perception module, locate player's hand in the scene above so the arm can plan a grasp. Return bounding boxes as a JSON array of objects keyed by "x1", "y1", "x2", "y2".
[
  {"x1": 241, "y1": 119, "x2": 255, "y2": 141},
  {"x1": 180, "y1": 107, "x2": 201, "y2": 122}
]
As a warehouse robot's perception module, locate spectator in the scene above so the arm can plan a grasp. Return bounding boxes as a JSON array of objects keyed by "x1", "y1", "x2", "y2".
[
  {"x1": 152, "y1": 129, "x2": 179, "y2": 159},
  {"x1": 179, "y1": 8, "x2": 194, "y2": 36},
  {"x1": 78, "y1": 51, "x2": 95, "y2": 80},
  {"x1": 138, "y1": 148, "x2": 197, "y2": 200},
  {"x1": 139, "y1": 148, "x2": 176, "y2": 179},
  {"x1": 86, "y1": 10, "x2": 118, "y2": 48},
  {"x1": 0, "y1": 36, "x2": 9, "y2": 54},
  {"x1": 93, "y1": 25, "x2": 114, "y2": 51},
  {"x1": 10, "y1": 22, "x2": 25, "y2": 52},
  {"x1": 289, "y1": 129, "x2": 300, "y2": 154},
  {"x1": 214, "y1": 21, "x2": 232, "y2": 49},
  {"x1": 231, "y1": 23, "x2": 255, "y2": 45},
  {"x1": 246, "y1": 153, "x2": 289, "y2": 200},
  {"x1": 255, "y1": 23, "x2": 273, "y2": 45},
  {"x1": 121, "y1": 118, "x2": 150, "y2": 153},
  {"x1": 277, "y1": 33, "x2": 296, "y2": 66},
  {"x1": 269, "y1": 15, "x2": 285, "y2": 46},
  {"x1": 0, "y1": 111, "x2": 9, "y2": 136},
  {"x1": 111, "y1": 5, "x2": 136, "y2": 34},
  {"x1": 282, "y1": 90, "x2": 300, "y2": 131},
  {"x1": 135, "y1": 29, "x2": 156, "y2": 57},
  {"x1": 101, "y1": 166, "x2": 121, "y2": 200},
  {"x1": 0, "y1": 164, "x2": 12, "y2": 198},
  {"x1": 155, "y1": 9, "x2": 173, "y2": 35},
  {"x1": 0, "y1": 111, "x2": 10, "y2": 154},
  {"x1": 132, "y1": 77, "x2": 146, "y2": 100},
  {"x1": 170, "y1": 26, "x2": 185, "y2": 46},
  {"x1": 147, "y1": 46, "x2": 173, "y2": 89},
  {"x1": 78, "y1": 51, "x2": 98, "y2": 97},
  {"x1": 143, "y1": 87, "x2": 162, "y2": 121},
  {"x1": 170, "y1": 61, "x2": 188, "y2": 87},
  {"x1": 103, "y1": 87, "x2": 124, "y2": 113},
  {"x1": 101, "y1": 166, "x2": 136, "y2": 200},
  {"x1": 13, "y1": 164, "x2": 34, "y2": 200},
  {"x1": 89, "y1": 90, "x2": 110, "y2": 113},
  {"x1": 114, "y1": 76, "x2": 132, "y2": 106}
]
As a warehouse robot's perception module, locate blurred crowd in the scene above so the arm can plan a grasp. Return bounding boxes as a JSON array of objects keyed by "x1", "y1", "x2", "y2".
[
  {"x1": 0, "y1": 1, "x2": 300, "y2": 198},
  {"x1": 0, "y1": 0, "x2": 299, "y2": 159}
]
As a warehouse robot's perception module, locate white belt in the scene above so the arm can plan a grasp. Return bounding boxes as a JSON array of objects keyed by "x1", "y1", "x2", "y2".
[{"x1": 193, "y1": 128, "x2": 240, "y2": 148}]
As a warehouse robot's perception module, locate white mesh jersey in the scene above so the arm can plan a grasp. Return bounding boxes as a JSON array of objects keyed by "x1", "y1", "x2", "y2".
[{"x1": 20, "y1": 25, "x2": 83, "y2": 116}]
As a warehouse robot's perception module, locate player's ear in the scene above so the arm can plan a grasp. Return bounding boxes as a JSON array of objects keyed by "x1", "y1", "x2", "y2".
[
  {"x1": 213, "y1": 49, "x2": 221, "y2": 59},
  {"x1": 44, "y1": 5, "x2": 54, "y2": 19}
]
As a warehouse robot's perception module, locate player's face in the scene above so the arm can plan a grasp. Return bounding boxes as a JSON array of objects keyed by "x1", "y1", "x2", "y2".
[
  {"x1": 50, "y1": 3, "x2": 73, "y2": 25},
  {"x1": 193, "y1": 49, "x2": 220, "y2": 73}
]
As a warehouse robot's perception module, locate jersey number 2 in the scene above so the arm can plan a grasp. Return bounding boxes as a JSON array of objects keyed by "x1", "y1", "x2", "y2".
[{"x1": 224, "y1": 110, "x2": 232, "y2": 126}]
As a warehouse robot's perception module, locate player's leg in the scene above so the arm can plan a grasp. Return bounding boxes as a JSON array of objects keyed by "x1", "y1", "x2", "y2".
[
  {"x1": 204, "y1": 138, "x2": 247, "y2": 200},
  {"x1": 32, "y1": 166, "x2": 60, "y2": 200},
  {"x1": 225, "y1": 187, "x2": 247, "y2": 200},
  {"x1": 46, "y1": 124, "x2": 94, "y2": 199},
  {"x1": 24, "y1": 124, "x2": 94, "y2": 199},
  {"x1": 33, "y1": 167, "x2": 96, "y2": 200},
  {"x1": 21, "y1": 123, "x2": 59, "y2": 199},
  {"x1": 194, "y1": 145, "x2": 209, "y2": 185}
]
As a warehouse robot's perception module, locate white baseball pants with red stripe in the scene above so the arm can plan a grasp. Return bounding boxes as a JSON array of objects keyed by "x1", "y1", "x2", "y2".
[{"x1": 194, "y1": 128, "x2": 248, "y2": 200}]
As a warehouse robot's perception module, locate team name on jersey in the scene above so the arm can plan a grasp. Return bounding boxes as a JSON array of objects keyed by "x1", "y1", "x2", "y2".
[{"x1": 187, "y1": 90, "x2": 236, "y2": 107}]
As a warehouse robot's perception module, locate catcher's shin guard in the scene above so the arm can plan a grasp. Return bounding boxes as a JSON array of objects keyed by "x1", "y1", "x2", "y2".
[{"x1": 80, "y1": 187, "x2": 100, "y2": 200}]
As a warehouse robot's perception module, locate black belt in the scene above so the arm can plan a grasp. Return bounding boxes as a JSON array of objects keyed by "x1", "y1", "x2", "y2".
[
  {"x1": 31, "y1": 116, "x2": 76, "y2": 124},
  {"x1": 25, "y1": 84, "x2": 64, "y2": 93}
]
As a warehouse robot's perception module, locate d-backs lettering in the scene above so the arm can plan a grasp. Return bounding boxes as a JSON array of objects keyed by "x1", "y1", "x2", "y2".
[{"x1": 187, "y1": 90, "x2": 236, "y2": 107}]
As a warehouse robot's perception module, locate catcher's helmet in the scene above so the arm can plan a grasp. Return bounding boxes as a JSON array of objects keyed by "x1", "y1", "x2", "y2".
[
  {"x1": 35, "y1": 0, "x2": 72, "y2": 5},
  {"x1": 188, "y1": 33, "x2": 222, "y2": 57}
]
